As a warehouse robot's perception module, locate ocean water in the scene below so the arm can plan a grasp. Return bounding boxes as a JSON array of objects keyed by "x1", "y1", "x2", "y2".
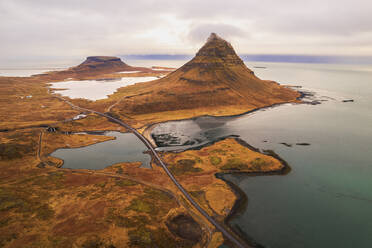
[
  {"x1": 150, "y1": 62, "x2": 372, "y2": 248},
  {"x1": 0, "y1": 68, "x2": 57, "y2": 77}
]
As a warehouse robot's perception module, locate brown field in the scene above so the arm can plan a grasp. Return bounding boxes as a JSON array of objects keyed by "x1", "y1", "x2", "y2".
[
  {"x1": 0, "y1": 36, "x2": 299, "y2": 247},
  {"x1": 0, "y1": 129, "x2": 207, "y2": 247},
  {"x1": 0, "y1": 121, "x2": 284, "y2": 247}
]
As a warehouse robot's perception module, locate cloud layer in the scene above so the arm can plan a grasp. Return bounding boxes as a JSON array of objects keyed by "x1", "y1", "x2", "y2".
[{"x1": 1, "y1": 0, "x2": 371, "y2": 62}]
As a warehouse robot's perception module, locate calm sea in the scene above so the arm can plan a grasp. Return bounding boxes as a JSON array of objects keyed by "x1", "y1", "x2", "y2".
[{"x1": 149, "y1": 61, "x2": 372, "y2": 248}]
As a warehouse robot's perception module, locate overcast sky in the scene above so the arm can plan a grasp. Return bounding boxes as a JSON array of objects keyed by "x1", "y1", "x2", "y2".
[{"x1": 1, "y1": 0, "x2": 372, "y2": 62}]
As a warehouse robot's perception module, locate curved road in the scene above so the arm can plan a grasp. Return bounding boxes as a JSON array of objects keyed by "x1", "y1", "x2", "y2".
[{"x1": 56, "y1": 96, "x2": 248, "y2": 248}]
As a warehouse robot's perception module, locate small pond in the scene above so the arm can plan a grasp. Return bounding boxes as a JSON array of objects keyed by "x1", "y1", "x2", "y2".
[{"x1": 51, "y1": 131, "x2": 151, "y2": 170}]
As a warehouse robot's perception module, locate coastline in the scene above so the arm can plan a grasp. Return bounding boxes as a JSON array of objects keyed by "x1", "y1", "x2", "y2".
[
  {"x1": 141, "y1": 100, "x2": 303, "y2": 146},
  {"x1": 160, "y1": 135, "x2": 291, "y2": 248},
  {"x1": 54, "y1": 91, "x2": 304, "y2": 247},
  {"x1": 141, "y1": 86, "x2": 311, "y2": 145},
  {"x1": 216, "y1": 144, "x2": 291, "y2": 248},
  {"x1": 142, "y1": 97, "x2": 304, "y2": 247}
]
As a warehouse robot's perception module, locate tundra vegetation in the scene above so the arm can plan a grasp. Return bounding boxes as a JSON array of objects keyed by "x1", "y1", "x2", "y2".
[{"x1": 0, "y1": 34, "x2": 297, "y2": 247}]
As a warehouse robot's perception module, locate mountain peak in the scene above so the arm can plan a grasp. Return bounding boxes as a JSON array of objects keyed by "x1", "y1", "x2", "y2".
[
  {"x1": 207, "y1": 32, "x2": 220, "y2": 41},
  {"x1": 181, "y1": 33, "x2": 245, "y2": 72}
]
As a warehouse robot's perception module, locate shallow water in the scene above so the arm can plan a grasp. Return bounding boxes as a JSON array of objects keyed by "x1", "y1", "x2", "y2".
[
  {"x1": 117, "y1": 70, "x2": 141, "y2": 74},
  {"x1": 151, "y1": 62, "x2": 372, "y2": 248},
  {"x1": 51, "y1": 132, "x2": 151, "y2": 169},
  {"x1": 50, "y1": 76, "x2": 157, "y2": 100}
]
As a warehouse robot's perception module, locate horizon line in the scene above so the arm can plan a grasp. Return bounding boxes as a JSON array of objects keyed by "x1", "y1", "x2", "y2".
[{"x1": 120, "y1": 54, "x2": 372, "y2": 64}]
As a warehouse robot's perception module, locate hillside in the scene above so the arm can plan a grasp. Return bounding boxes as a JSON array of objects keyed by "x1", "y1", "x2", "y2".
[{"x1": 110, "y1": 33, "x2": 300, "y2": 125}]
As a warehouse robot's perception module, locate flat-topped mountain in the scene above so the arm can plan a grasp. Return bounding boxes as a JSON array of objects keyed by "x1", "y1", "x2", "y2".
[
  {"x1": 113, "y1": 33, "x2": 300, "y2": 121},
  {"x1": 42, "y1": 56, "x2": 152, "y2": 80},
  {"x1": 71, "y1": 56, "x2": 131, "y2": 73}
]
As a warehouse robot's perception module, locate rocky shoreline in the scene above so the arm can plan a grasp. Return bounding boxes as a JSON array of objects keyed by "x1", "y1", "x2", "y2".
[
  {"x1": 158, "y1": 134, "x2": 291, "y2": 248},
  {"x1": 141, "y1": 85, "x2": 314, "y2": 146},
  {"x1": 217, "y1": 141, "x2": 291, "y2": 248}
]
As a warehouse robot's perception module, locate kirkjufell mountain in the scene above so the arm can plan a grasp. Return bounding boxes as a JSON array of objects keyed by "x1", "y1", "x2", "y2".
[{"x1": 114, "y1": 33, "x2": 300, "y2": 117}]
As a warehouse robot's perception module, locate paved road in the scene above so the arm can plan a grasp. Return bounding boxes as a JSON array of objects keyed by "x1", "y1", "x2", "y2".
[
  {"x1": 56, "y1": 96, "x2": 249, "y2": 248},
  {"x1": 37, "y1": 131, "x2": 43, "y2": 160}
]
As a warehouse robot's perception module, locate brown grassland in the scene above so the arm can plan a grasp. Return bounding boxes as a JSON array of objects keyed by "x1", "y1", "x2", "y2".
[
  {"x1": 0, "y1": 35, "x2": 300, "y2": 247},
  {"x1": 0, "y1": 120, "x2": 285, "y2": 247}
]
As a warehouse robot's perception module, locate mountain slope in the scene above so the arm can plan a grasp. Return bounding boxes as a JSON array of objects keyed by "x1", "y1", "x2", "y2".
[
  {"x1": 70, "y1": 56, "x2": 132, "y2": 73},
  {"x1": 113, "y1": 33, "x2": 300, "y2": 120}
]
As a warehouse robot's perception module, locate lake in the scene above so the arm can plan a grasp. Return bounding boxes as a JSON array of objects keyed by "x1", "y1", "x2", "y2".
[
  {"x1": 51, "y1": 131, "x2": 151, "y2": 169},
  {"x1": 49, "y1": 76, "x2": 158, "y2": 100},
  {"x1": 150, "y1": 61, "x2": 372, "y2": 248}
]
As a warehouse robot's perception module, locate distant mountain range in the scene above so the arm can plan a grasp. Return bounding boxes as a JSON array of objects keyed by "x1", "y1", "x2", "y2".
[{"x1": 121, "y1": 54, "x2": 372, "y2": 64}]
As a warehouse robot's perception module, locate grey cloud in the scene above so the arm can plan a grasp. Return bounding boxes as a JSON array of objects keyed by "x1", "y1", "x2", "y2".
[{"x1": 0, "y1": 0, "x2": 371, "y2": 62}]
